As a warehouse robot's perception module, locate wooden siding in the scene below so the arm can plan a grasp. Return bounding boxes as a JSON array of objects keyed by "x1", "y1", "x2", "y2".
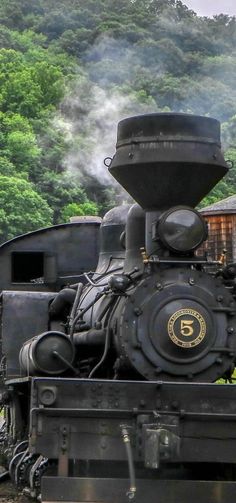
[{"x1": 199, "y1": 215, "x2": 234, "y2": 263}]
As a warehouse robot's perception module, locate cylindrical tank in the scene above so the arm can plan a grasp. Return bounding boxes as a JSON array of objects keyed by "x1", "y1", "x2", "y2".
[{"x1": 19, "y1": 331, "x2": 75, "y2": 375}]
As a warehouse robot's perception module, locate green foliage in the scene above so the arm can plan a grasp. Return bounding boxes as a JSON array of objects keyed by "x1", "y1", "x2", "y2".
[
  {"x1": 199, "y1": 146, "x2": 236, "y2": 207},
  {"x1": 36, "y1": 171, "x2": 88, "y2": 223},
  {"x1": 79, "y1": 202, "x2": 99, "y2": 215},
  {"x1": 0, "y1": 49, "x2": 65, "y2": 117},
  {"x1": 0, "y1": 0, "x2": 236, "y2": 240},
  {"x1": 0, "y1": 176, "x2": 52, "y2": 241},
  {"x1": 0, "y1": 112, "x2": 40, "y2": 174},
  {"x1": 61, "y1": 201, "x2": 98, "y2": 221},
  {"x1": 199, "y1": 180, "x2": 235, "y2": 208},
  {"x1": 7, "y1": 130, "x2": 39, "y2": 168},
  {"x1": 0, "y1": 157, "x2": 17, "y2": 176}
]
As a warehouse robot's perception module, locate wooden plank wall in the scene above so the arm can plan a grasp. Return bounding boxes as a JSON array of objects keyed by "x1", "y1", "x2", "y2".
[{"x1": 198, "y1": 214, "x2": 234, "y2": 263}]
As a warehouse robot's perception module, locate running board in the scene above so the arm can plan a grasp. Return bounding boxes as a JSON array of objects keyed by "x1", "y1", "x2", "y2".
[{"x1": 42, "y1": 476, "x2": 236, "y2": 503}]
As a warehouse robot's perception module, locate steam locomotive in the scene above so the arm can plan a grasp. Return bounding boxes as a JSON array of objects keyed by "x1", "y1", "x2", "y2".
[{"x1": 1, "y1": 113, "x2": 236, "y2": 503}]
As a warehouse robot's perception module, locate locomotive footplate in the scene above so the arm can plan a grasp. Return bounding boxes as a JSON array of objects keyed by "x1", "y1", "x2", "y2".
[
  {"x1": 41, "y1": 477, "x2": 236, "y2": 503},
  {"x1": 29, "y1": 378, "x2": 236, "y2": 502}
]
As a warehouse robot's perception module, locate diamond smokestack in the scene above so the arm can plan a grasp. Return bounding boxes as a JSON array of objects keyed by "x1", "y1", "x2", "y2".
[{"x1": 109, "y1": 113, "x2": 228, "y2": 210}]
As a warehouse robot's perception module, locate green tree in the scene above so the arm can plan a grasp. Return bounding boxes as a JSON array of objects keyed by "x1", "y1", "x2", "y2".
[
  {"x1": 0, "y1": 112, "x2": 41, "y2": 174},
  {"x1": 7, "y1": 130, "x2": 40, "y2": 169},
  {"x1": 0, "y1": 157, "x2": 17, "y2": 176},
  {"x1": 0, "y1": 176, "x2": 53, "y2": 241},
  {"x1": 36, "y1": 171, "x2": 88, "y2": 223},
  {"x1": 1, "y1": 0, "x2": 236, "y2": 215},
  {"x1": 61, "y1": 201, "x2": 98, "y2": 221}
]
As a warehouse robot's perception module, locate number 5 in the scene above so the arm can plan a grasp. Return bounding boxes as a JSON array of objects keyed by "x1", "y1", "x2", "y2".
[{"x1": 180, "y1": 320, "x2": 194, "y2": 337}]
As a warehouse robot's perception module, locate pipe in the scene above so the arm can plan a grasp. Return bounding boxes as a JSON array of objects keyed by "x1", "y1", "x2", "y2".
[
  {"x1": 70, "y1": 291, "x2": 106, "y2": 338},
  {"x1": 49, "y1": 288, "x2": 76, "y2": 320},
  {"x1": 121, "y1": 426, "x2": 136, "y2": 501},
  {"x1": 88, "y1": 299, "x2": 117, "y2": 378},
  {"x1": 73, "y1": 329, "x2": 106, "y2": 346},
  {"x1": 83, "y1": 273, "x2": 109, "y2": 287},
  {"x1": 96, "y1": 295, "x2": 116, "y2": 324},
  {"x1": 69, "y1": 283, "x2": 83, "y2": 337}
]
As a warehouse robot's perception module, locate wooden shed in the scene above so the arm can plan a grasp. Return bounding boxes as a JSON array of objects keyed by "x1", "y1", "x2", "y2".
[{"x1": 200, "y1": 195, "x2": 236, "y2": 263}]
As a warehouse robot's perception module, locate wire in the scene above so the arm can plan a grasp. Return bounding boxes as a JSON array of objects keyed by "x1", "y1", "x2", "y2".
[
  {"x1": 83, "y1": 273, "x2": 109, "y2": 287},
  {"x1": 69, "y1": 266, "x2": 123, "y2": 288},
  {"x1": 96, "y1": 295, "x2": 116, "y2": 324},
  {"x1": 69, "y1": 283, "x2": 83, "y2": 337},
  {"x1": 70, "y1": 291, "x2": 106, "y2": 337},
  {"x1": 88, "y1": 298, "x2": 118, "y2": 378},
  {"x1": 83, "y1": 266, "x2": 125, "y2": 288}
]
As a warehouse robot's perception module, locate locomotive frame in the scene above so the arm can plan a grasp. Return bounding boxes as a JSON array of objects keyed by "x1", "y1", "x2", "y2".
[{"x1": 1, "y1": 113, "x2": 236, "y2": 503}]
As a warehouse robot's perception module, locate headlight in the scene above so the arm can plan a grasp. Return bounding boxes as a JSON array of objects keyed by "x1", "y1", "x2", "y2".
[{"x1": 158, "y1": 206, "x2": 207, "y2": 253}]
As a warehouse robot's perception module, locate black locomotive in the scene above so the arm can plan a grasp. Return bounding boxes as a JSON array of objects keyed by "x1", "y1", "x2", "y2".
[{"x1": 1, "y1": 113, "x2": 236, "y2": 503}]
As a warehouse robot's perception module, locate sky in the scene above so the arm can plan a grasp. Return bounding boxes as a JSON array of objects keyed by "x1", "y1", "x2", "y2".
[{"x1": 183, "y1": 0, "x2": 236, "y2": 17}]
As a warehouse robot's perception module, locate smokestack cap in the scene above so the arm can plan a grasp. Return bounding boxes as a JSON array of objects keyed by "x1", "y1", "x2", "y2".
[{"x1": 109, "y1": 113, "x2": 228, "y2": 209}]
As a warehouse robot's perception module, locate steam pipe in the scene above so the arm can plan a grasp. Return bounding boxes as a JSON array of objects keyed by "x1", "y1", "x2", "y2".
[
  {"x1": 73, "y1": 329, "x2": 106, "y2": 346},
  {"x1": 49, "y1": 288, "x2": 76, "y2": 320}
]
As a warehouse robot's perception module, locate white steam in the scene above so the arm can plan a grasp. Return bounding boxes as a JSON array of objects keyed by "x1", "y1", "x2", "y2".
[
  {"x1": 53, "y1": 35, "x2": 159, "y2": 195},
  {"x1": 55, "y1": 82, "x2": 156, "y2": 189},
  {"x1": 54, "y1": 16, "x2": 234, "y2": 196}
]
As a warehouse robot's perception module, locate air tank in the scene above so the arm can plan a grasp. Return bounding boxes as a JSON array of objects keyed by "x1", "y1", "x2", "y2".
[{"x1": 19, "y1": 331, "x2": 74, "y2": 375}]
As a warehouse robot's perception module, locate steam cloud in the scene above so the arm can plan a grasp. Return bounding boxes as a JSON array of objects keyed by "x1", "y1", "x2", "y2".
[
  {"x1": 56, "y1": 84, "x2": 156, "y2": 187},
  {"x1": 54, "y1": 36, "x2": 158, "y2": 199},
  {"x1": 54, "y1": 22, "x2": 236, "y2": 197}
]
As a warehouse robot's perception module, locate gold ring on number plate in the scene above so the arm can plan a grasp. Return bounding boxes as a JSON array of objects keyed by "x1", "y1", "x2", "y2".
[{"x1": 167, "y1": 308, "x2": 206, "y2": 348}]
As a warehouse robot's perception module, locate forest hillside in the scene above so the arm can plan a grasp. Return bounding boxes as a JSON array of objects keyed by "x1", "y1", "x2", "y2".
[{"x1": 0, "y1": 0, "x2": 236, "y2": 240}]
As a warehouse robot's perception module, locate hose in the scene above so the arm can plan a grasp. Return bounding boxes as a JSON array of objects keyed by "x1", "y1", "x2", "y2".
[{"x1": 121, "y1": 426, "x2": 136, "y2": 501}]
